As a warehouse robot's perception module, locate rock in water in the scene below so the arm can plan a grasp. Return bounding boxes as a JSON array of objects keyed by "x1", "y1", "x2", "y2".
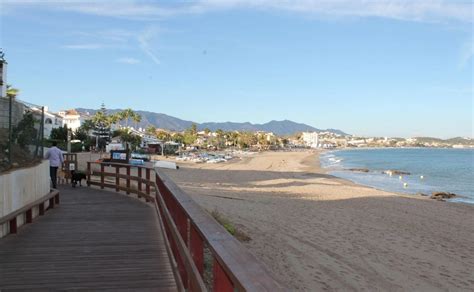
[
  {"x1": 348, "y1": 168, "x2": 370, "y2": 173},
  {"x1": 383, "y1": 170, "x2": 411, "y2": 175},
  {"x1": 430, "y1": 192, "x2": 457, "y2": 200}
]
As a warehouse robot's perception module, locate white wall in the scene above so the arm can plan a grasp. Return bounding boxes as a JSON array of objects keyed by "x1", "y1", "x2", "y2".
[{"x1": 0, "y1": 160, "x2": 50, "y2": 237}]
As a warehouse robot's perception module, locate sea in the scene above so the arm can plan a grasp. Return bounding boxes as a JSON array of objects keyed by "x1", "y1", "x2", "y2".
[{"x1": 320, "y1": 148, "x2": 474, "y2": 204}]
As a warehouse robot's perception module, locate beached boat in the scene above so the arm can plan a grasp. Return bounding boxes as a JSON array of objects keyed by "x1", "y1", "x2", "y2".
[{"x1": 154, "y1": 160, "x2": 179, "y2": 169}]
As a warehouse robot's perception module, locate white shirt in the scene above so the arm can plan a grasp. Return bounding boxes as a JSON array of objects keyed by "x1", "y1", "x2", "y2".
[{"x1": 45, "y1": 146, "x2": 64, "y2": 167}]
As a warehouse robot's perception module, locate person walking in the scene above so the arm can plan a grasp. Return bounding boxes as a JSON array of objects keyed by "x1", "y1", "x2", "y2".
[{"x1": 45, "y1": 141, "x2": 64, "y2": 189}]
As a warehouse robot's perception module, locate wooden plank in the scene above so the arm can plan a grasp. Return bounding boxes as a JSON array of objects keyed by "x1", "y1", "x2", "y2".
[
  {"x1": 0, "y1": 186, "x2": 178, "y2": 291},
  {"x1": 86, "y1": 161, "x2": 284, "y2": 291}
]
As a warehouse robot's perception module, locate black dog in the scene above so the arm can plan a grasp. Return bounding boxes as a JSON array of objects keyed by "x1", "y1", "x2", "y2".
[{"x1": 71, "y1": 171, "x2": 87, "y2": 187}]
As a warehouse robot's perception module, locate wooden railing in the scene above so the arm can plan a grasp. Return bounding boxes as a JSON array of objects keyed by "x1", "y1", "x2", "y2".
[
  {"x1": 0, "y1": 190, "x2": 59, "y2": 236},
  {"x1": 87, "y1": 161, "x2": 284, "y2": 292}
]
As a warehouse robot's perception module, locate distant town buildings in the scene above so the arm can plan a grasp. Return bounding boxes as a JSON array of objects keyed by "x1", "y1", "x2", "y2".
[
  {"x1": 32, "y1": 106, "x2": 64, "y2": 138},
  {"x1": 301, "y1": 132, "x2": 319, "y2": 148},
  {"x1": 58, "y1": 109, "x2": 81, "y2": 131}
]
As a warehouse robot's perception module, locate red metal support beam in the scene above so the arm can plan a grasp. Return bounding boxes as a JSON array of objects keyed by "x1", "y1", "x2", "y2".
[
  {"x1": 213, "y1": 258, "x2": 234, "y2": 292},
  {"x1": 190, "y1": 224, "x2": 204, "y2": 276}
]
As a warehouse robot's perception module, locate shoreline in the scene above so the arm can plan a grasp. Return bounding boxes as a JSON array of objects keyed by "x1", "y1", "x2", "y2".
[
  {"x1": 161, "y1": 150, "x2": 474, "y2": 291},
  {"x1": 319, "y1": 148, "x2": 474, "y2": 204}
]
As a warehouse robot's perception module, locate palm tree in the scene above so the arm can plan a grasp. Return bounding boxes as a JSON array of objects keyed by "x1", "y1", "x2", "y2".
[
  {"x1": 215, "y1": 129, "x2": 224, "y2": 149},
  {"x1": 80, "y1": 119, "x2": 95, "y2": 132},
  {"x1": 146, "y1": 125, "x2": 156, "y2": 136},
  {"x1": 121, "y1": 108, "x2": 134, "y2": 127},
  {"x1": 132, "y1": 112, "x2": 142, "y2": 130}
]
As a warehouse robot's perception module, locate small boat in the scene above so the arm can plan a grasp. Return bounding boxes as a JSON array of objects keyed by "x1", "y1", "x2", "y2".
[
  {"x1": 154, "y1": 160, "x2": 179, "y2": 170},
  {"x1": 130, "y1": 159, "x2": 144, "y2": 166}
]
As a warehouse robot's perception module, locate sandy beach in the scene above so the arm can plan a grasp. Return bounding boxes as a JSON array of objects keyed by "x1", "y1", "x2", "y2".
[{"x1": 160, "y1": 150, "x2": 474, "y2": 291}]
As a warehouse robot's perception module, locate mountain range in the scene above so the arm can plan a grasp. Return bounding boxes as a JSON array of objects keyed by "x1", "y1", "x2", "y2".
[{"x1": 76, "y1": 108, "x2": 349, "y2": 136}]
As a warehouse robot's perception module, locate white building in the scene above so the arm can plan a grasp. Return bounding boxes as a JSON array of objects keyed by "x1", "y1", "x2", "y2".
[
  {"x1": 302, "y1": 132, "x2": 319, "y2": 148},
  {"x1": 31, "y1": 106, "x2": 64, "y2": 138},
  {"x1": 58, "y1": 109, "x2": 81, "y2": 131}
]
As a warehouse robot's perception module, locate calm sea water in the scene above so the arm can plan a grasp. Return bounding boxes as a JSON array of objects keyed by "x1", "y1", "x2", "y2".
[{"x1": 320, "y1": 148, "x2": 474, "y2": 204}]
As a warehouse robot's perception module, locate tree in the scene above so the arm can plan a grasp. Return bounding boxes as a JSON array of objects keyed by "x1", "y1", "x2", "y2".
[
  {"x1": 215, "y1": 129, "x2": 225, "y2": 149},
  {"x1": 74, "y1": 127, "x2": 88, "y2": 142},
  {"x1": 121, "y1": 108, "x2": 135, "y2": 127},
  {"x1": 226, "y1": 131, "x2": 239, "y2": 147},
  {"x1": 172, "y1": 133, "x2": 184, "y2": 144},
  {"x1": 12, "y1": 111, "x2": 37, "y2": 149},
  {"x1": 190, "y1": 123, "x2": 197, "y2": 135},
  {"x1": 50, "y1": 125, "x2": 68, "y2": 142},
  {"x1": 80, "y1": 119, "x2": 95, "y2": 132},
  {"x1": 108, "y1": 113, "x2": 121, "y2": 129},
  {"x1": 132, "y1": 112, "x2": 142, "y2": 130},
  {"x1": 156, "y1": 130, "x2": 171, "y2": 141},
  {"x1": 146, "y1": 125, "x2": 157, "y2": 136},
  {"x1": 183, "y1": 124, "x2": 198, "y2": 146},
  {"x1": 92, "y1": 104, "x2": 111, "y2": 151},
  {"x1": 238, "y1": 131, "x2": 257, "y2": 149},
  {"x1": 183, "y1": 132, "x2": 197, "y2": 146},
  {"x1": 115, "y1": 129, "x2": 142, "y2": 151}
]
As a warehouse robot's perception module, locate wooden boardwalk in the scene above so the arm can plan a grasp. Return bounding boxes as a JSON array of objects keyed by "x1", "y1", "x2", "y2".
[{"x1": 0, "y1": 186, "x2": 177, "y2": 291}]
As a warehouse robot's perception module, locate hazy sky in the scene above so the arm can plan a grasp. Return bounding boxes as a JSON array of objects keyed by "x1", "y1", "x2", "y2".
[{"x1": 1, "y1": 0, "x2": 472, "y2": 138}]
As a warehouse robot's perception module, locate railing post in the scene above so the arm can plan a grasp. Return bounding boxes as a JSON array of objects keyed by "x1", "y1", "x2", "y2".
[
  {"x1": 39, "y1": 202, "x2": 45, "y2": 215},
  {"x1": 54, "y1": 193, "x2": 60, "y2": 204},
  {"x1": 146, "y1": 168, "x2": 151, "y2": 195},
  {"x1": 49, "y1": 197, "x2": 55, "y2": 209},
  {"x1": 100, "y1": 164, "x2": 105, "y2": 189},
  {"x1": 190, "y1": 224, "x2": 204, "y2": 276},
  {"x1": 115, "y1": 166, "x2": 120, "y2": 192},
  {"x1": 9, "y1": 217, "x2": 17, "y2": 234},
  {"x1": 138, "y1": 167, "x2": 142, "y2": 192},
  {"x1": 126, "y1": 166, "x2": 131, "y2": 195},
  {"x1": 87, "y1": 162, "x2": 91, "y2": 186},
  {"x1": 26, "y1": 209, "x2": 33, "y2": 223},
  {"x1": 213, "y1": 258, "x2": 234, "y2": 292}
]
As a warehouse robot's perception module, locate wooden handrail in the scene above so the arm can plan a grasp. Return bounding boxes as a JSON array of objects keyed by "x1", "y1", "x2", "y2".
[
  {"x1": 0, "y1": 190, "x2": 60, "y2": 235},
  {"x1": 87, "y1": 161, "x2": 284, "y2": 292}
]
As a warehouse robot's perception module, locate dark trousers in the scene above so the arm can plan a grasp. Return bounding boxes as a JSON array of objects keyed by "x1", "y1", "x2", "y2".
[{"x1": 50, "y1": 166, "x2": 58, "y2": 188}]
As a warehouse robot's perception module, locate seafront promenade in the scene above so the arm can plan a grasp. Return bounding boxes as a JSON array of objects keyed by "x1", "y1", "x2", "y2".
[
  {"x1": 0, "y1": 186, "x2": 177, "y2": 290},
  {"x1": 0, "y1": 161, "x2": 283, "y2": 291}
]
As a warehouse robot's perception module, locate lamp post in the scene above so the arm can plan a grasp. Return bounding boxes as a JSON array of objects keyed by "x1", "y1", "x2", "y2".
[
  {"x1": 0, "y1": 49, "x2": 6, "y2": 98},
  {"x1": 1, "y1": 49, "x2": 11, "y2": 165}
]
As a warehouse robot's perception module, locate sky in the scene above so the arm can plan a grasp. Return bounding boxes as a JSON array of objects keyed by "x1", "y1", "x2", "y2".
[{"x1": 0, "y1": 0, "x2": 472, "y2": 138}]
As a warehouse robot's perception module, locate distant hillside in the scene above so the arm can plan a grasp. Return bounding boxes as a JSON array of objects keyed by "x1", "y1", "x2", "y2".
[{"x1": 76, "y1": 108, "x2": 349, "y2": 136}]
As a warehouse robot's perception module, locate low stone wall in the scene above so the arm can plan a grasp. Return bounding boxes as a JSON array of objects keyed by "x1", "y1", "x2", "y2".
[{"x1": 0, "y1": 160, "x2": 50, "y2": 237}]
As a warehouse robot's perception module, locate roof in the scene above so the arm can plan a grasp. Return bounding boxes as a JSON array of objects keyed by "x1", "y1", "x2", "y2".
[{"x1": 65, "y1": 109, "x2": 79, "y2": 116}]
